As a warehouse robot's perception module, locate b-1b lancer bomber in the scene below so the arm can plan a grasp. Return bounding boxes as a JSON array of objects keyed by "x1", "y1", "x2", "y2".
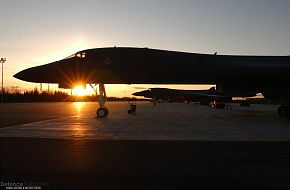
[{"x1": 14, "y1": 47, "x2": 290, "y2": 118}]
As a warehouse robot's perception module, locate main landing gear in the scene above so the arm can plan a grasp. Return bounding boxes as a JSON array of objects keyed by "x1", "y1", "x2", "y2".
[
  {"x1": 278, "y1": 105, "x2": 290, "y2": 118},
  {"x1": 90, "y1": 83, "x2": 108, "y2": 118}
]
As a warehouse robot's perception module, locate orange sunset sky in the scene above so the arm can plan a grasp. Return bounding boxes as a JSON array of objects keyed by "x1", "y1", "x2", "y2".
[{"x1": 1, "y1": 1, "x2": 290, "y2": 97}]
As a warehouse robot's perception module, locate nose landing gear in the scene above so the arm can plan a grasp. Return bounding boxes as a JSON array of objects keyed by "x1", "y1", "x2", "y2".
[
  {"x1": 90, "y1": 83, "x2": 109, "y2": 118},
  {"x1": 96, "y1": 107, "x2": 108, "y2": 118}
]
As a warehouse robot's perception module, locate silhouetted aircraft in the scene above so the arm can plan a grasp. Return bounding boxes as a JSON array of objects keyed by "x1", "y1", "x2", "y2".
[
  {"x1": 14, "y1": 47, "x2": 290, "y2": 117},
  {"x1": 132, "y1": 87, "x2": 231, "y2": 105}
]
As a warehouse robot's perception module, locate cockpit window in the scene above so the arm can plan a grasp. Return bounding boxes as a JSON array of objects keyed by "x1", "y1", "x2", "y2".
[
  {"x1": 65, "y1": 52, "x2": 86, "y2": 59},
  {"x1": 76, "y1": 52, "x2": 86, "y2": 58}
]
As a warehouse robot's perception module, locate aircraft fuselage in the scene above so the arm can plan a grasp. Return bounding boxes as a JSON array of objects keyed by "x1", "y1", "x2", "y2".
[{"x1": 14, "y1": 47, "x2": 290, "y2": 98}]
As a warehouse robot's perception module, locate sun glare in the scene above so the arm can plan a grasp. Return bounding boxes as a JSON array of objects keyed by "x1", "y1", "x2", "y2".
[
  {"x1": 74, "y1": 85, "x2": 86, "y2": 96},
  {"x1": 74, "y1": 102, "x2": 84, "y2": 110}
]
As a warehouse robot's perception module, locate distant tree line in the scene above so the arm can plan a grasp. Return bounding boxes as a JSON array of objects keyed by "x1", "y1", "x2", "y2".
[
  {"x1": 1, "y1": 88, "x2": 146, "y2": 103},
  {"x1": 0, "y1": 87, "x2": 279, "y2": 104}
]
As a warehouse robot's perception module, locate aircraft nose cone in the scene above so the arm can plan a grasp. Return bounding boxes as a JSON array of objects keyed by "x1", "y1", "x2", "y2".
[
  {"x1": 132, "y1": 92, "x2": 142, "y2": 96},
  {"x1": 13, "y1": 67, "x2": 40, "y2": 82},
  {"x1": 13, "y1": 71, "x2": 26, "y2": 80},
  {"x1": 133, "y1": 90, "x2": 148, "y2": 96}
]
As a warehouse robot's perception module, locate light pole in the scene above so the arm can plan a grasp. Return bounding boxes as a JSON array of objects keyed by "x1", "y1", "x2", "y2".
[{"x1": 0, "y1": 58, "x2": 6, "y2": 103}]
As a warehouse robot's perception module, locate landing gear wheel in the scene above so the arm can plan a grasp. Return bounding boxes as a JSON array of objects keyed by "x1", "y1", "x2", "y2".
[{"x1": 96, "y1": 107, "x2": 108, "y2": 118}]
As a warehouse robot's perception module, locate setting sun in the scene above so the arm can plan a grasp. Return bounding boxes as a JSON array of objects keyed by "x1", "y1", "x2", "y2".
[{"x1": 73, "y1": 85, "x2": 86, "y2": 96}]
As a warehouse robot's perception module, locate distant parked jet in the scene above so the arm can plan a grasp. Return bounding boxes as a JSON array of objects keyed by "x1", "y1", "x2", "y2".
[
  {"x1": 14, "y1": 47, "x2": 290, "y2": 117},
  {"x1": 132, "y1": 87, "x2": 231, "y2": 105}
]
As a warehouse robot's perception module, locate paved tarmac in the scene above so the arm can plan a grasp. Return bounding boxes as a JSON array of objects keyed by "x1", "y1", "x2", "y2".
[
  {"x1": 1, "y1": 102, "x2": 290, "y2": 189},
  {"x1": 0, "y1": 102, "x2": 290, "y2": 141}
]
